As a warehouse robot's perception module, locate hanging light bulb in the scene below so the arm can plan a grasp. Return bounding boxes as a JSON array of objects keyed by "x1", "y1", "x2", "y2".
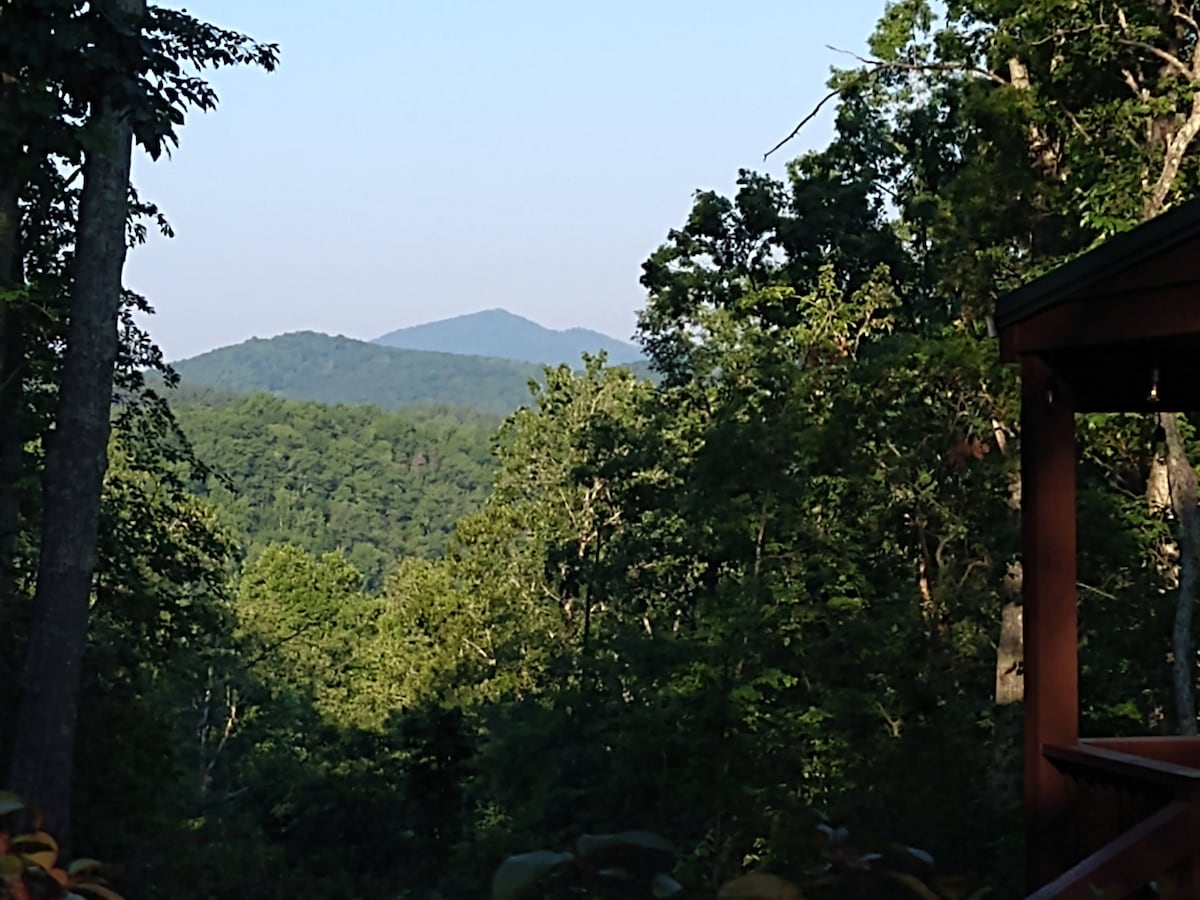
[{"x1": 1149, "y1": 366, "x2": 1161, "y2": 404}]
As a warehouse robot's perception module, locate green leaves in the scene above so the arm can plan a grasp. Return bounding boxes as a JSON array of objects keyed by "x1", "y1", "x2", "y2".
[
  {"x1": 0, "y1": 2, "x2": 276, "y2": 166},
  {"x1": 868, "y1": 0, "x2": 935, "y2": 62},
  {"x1": 169, "y1": 391, "x2": 499, "y2": 590},
  {"x1": 651, "y1": 873, "x2": 685, "y2": 897},
  {"x1": 0, "y1": 797, "x2": 124, "y2": 900}
]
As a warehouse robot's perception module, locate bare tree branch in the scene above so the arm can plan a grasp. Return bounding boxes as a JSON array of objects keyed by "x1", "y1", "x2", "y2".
[
  {"x1": 1188, "y1": 0, "x2": 1200, "y2": 79},
  {"x1": 1028, "y1": 26, "x2": 1094, "y2": 47},
  {"x1": 826, "y1": 44, "x2": 1009, "y2": 86},
  {"x1": 240, "y1": 620, "x2": 322, "y2": 670},
  {"x1": 1170, "y1": 0, "x2": 1200, "y2": 37},
  {"x1": 764, "y1": 88, "x2": 841, "y2": 160},
  {"x1": 764, "y1": 45, "x2": 1008, "y2": 160},
  {"x1": 1118, "y1": 39, "x2": 1192, "y2": 79},
  {"x1": 1062, "y1": 107, "x2": 1093, "y2": 143},
  {"x1": 1117, "y1": 6, "x2": 1133, "y2": 35},
  {"x1": 1121, "y1": 67, "x2": 1146, "y2": 98}
]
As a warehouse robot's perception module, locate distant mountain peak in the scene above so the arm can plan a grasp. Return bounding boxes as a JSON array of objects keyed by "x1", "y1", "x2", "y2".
[{"x1": 373, "y1": 308, "x2": 643, "y2": 367}]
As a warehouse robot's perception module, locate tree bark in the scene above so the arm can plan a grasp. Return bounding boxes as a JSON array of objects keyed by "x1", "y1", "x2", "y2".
[
  {"x1": 996, "y1": 601, "x2": 1024, "y2": 705},
  {"x1": 0, "y1": 179, "x2": 22, "y2": 612},
  {"x1": 1138, "y1": 24, "x2": 1200, "y2": 732},
  {"x1": 0, "y1": 71, "x2": 24, "y2": 611},
  {"x1": 1162, "y1": 414, "x2": 1199, "y2": 734},
  {"x1": 6, "y1": 0, "x2": 143, "y2": 842}
]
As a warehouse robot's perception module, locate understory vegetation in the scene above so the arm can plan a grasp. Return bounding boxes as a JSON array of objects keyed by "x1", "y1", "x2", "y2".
[{"x1": 4, "y1": 1, "x2": 1200, "y2": 898}]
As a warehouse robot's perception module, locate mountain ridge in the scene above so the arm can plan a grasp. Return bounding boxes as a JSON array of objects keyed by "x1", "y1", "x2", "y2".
[
  {"x1": 373, "y1": 308, "x2": 644, "y2": 366},
  {"x1": 170, "y1": 331, "x2": 548, "y2": 414},
  {"x1": 169, "y1": 329, "x2": 653, "y2": 414}
]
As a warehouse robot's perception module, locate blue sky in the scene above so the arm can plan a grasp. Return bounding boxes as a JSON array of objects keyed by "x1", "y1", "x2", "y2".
[{"x1": 126, "y1": 0, "x2": 889, "y2": 361}]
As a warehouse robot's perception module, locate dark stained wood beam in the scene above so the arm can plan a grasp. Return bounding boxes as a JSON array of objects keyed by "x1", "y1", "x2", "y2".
[
  {"x1": 1046, "y1": 743, "x2": 1200, "y2": 792},
  {"x1": 1022, "y1": 356, "x2": 1081, "y2": 892},
  {"x1": 1082, "y1": 737, "x2": 1200, "y2": 770},
  {"x1": 1025, "y1": 800, "x2": 1196, "y2": 900},
  {"x1": 1003, "y1": 281, "x2": 1200, "y2": 358}
]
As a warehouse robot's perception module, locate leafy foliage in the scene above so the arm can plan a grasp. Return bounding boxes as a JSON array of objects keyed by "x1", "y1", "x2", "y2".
[
  {"x1": 493, "y1": 820, "x2": 990, "y2": 900},
  {"x1": 9, "y1": 0, "x2": 1200, "y2": 897},
  {"x1": 170, "y1": 391, "x2": 498, "y2": 588},
  {"x1": 0, "y1": 794, "x2": 122, "y2": 899}
]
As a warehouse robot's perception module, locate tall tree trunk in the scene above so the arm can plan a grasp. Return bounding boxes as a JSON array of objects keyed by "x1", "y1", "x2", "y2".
[
  {"x1": 0, "y1": 72, "x2": 24, "y2": 612},
  {"x1": 0, "y1": 181, "x2": 22, "y2": 612},
  {"x1": 1142, "y1": 222, "x2": 1200, "y2": 736},
  {"x1": 1136, "y1": 22, "x2": 1200, "y2": 736},
  {"x1": 1162, "y1": 414, "x2": 1199, "y2": 734},
  {"x1": 6, "y1": 0, "x2": 143, "y2": 841}
]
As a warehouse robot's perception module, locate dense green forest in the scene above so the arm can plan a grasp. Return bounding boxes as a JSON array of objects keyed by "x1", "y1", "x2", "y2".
[
  {"x1": 172, "y1": 392, "x2": 499, "y2": 587},
  {"x1": 5, "y1": 1, "x2": 1200, "y2": 899}
]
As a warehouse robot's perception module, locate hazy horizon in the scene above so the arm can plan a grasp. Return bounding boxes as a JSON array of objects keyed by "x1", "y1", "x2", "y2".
[
  {"x1": 174, "y1": 306, "x2": 642, "y2": 362},
  {"x1": 125, "y1": 1, "x2": 887, "y2": 361}
]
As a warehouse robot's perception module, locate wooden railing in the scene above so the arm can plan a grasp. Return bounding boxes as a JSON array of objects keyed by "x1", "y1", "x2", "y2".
[{"x1": 1028, "y1": 739, "x2": 1200, "y2": 899}]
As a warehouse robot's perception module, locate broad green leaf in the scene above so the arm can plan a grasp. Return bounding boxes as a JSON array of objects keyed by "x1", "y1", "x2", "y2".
[
  {"x1": 492, "y1": 850, "x2": 573, "y2": 900},
  {"x1": 24, "y1": 848, "x2": 56, "y2": 870},
  {"x1": 0, "y1": 852, "x2": 24, "y2": 880},
  {"x1": 883, "y1": 843, "x2": 935, "y2": 869},
  {"x1": 13, "y1": 831, "x2": 58, "y2": 869},
  {"x1": 652, "y1": 872, "x2": 685, "y2": 898},
  {"x1": 907, "y1": 847, "x2": 935, "y2": 867},
  {"x1": 596, "y1": 867, "x2": 635, "y2": 879},
  {"x1": 13, "y1": 832, "x2": 57, "y2": 853},
  {"x1": 0, "y1": 793, "x2": 24, "y2": 817},
  {"x1": 576, "y1": 831, "x2": 674, "y2": 860},
  {"x1": 68, "y1": 859, "x2": 105, "y2": 877}
]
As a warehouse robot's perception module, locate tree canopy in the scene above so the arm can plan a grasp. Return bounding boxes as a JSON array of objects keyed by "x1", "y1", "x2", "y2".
[{"x1": 5, "y1": 0, "x2": 1200, "y2": 897}]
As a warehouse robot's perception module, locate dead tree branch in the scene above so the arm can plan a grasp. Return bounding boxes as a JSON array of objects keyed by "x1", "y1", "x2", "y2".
[{"x1": 764, "y1": 45, "x2": 1008, "y2": 160}]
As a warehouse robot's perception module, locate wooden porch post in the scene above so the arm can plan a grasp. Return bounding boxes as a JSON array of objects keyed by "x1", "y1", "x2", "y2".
[{"x1": 1022, "y1": 355, "x2": 1079, "y2": 892}]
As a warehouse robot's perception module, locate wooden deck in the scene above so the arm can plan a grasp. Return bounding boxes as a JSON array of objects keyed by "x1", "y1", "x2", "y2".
[{"x1": 1027, "y1": 738, "x2": 1200, "y2": 898}]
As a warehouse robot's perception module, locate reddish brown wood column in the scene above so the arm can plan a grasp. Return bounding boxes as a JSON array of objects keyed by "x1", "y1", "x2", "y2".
[{"x1": 1021, "y1": 355, "x2": 1079, "y2": 891}]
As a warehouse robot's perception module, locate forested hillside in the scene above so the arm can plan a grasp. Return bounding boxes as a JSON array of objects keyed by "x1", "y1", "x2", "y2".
[
  {"x1": 7, "y1": 3, "x2": 1200, "y2": 900},
  {"x1": 171, "y1": 331, "x2": 548, "y2": 413},
  {"x1": 171, "y1": 394, "x2": 499, "y2": 587},
  {"x1": 171, "y1": 329, "x2": 656, "y2": 413}
]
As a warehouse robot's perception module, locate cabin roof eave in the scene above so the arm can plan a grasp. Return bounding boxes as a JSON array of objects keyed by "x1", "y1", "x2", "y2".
[{"x1": 995, "y1": 199, "x2": 1200, "y2": 331}]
